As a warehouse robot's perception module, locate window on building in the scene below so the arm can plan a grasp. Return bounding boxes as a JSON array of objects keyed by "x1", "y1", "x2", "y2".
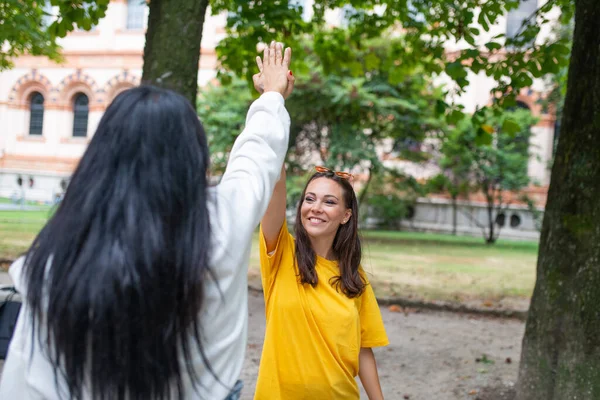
[
  {"x1": 29, "y1": 92, "x2": 45, "y2": 136},
  {"x1": 127, "y1": 0, "x2": 147, "y2": 30},
  {"x1": 506, "y1": 0, "x2": 538, "y2": 40},
  {"x1": 72, "y1": 93, "x2": 89, "y2": 137},
  {"x1": 510, "y1": 214, "x2": 522, "y2": 228},
  {"x1": 495, "y1": 212, "x2": 506, "y2": 227}
]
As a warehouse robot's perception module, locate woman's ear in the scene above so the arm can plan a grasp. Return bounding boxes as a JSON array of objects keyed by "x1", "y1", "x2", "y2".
[{"x1": 342, "y1": 210, "x2": 352, "y2": 224}]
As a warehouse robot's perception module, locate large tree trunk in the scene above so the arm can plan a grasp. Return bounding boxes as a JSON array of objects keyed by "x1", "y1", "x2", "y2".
[
  {"x1": 515, "y1": 2, "x2": 600, "y2": 399},
  {"x1": 142, "y1": 0, "x2": 209, "y2": 105}
]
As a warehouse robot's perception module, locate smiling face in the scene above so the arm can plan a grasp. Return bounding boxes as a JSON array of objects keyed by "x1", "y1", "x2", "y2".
[{"x1": 300, "y1": 177, "x2": 352, "y2": 240}]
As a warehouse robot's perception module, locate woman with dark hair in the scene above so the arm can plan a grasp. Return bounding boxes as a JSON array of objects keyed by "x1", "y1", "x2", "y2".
[
  {"x1": 0, "y1": 41, "x2": 294, "y2": 400},
  {"x1": 255, "y1": 164, "x2": 389, "y2": 399}
]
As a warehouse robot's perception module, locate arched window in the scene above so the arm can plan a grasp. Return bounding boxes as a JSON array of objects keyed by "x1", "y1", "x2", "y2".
[
  {"x1": 72, "y1": 93, "x2": 89, "y2": 137},
  {"x1": 127, "y1": 0, "x2": 147, "y2": 30},
  {"x1": 510, "y1": 214, "x2": 522, "y2": 228},
  {"x1": 29, "y1": 92, "x2": 45, "y2": 136},
  {"x1": 495, "y1": 212, "x2": 506, "y2": 227}
]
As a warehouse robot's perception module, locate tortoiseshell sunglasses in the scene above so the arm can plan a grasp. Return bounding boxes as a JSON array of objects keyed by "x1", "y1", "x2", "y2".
[{"x1": 314, "y1": 166, "x2": 354, "y2": 181}]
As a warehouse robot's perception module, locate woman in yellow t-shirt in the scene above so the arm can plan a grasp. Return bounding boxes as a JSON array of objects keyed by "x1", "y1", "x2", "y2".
[{"x1": 256, "y1": 165, "x2": 389, "y2": 399}]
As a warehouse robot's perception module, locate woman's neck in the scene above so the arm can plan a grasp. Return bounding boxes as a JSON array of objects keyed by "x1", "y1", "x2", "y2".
[{"x1": 310, "y1": 234, "x2": 336, "y2": 261}]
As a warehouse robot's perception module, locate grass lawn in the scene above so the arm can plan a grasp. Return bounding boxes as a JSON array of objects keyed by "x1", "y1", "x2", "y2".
[
  {"x1": 0, "y1": 209, "x2": 538, "y2": 304},
  {"x1": 358, "y1": 231, "x2": 537, "y2": 302},
  {"x1": 248, "y1": 229, "x2": 538, "y2": 304},
  {"x1": 0, "y1": 208, "x2": 53, "y2": 259}
]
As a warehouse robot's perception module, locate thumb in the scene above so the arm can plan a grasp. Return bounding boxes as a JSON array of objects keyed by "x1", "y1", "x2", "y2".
[
  {"x1": 253, "y1": 73, "x2": 264, "y2": 93},
  {"x1": 284, "y1": 71, "x2": 295, "y2": 99}
]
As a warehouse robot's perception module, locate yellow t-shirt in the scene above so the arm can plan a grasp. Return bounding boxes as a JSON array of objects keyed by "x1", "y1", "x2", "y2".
[{"x1": 255, "y1": 221, "x2": 389, "y2": 399}]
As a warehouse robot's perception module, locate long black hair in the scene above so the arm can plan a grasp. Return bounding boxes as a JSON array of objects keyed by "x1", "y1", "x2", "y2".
[
  {"x1": 294, "y1": 171, "x2": 366, "y2": 298},
  {"x1": 23, "y1": 86, "x2": 212, "y2": 399}
]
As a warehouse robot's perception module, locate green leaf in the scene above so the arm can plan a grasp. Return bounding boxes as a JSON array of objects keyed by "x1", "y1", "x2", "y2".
[
  {"x1": 475, "y1": 128, "x2": 493, "y2": 146},
  {"x1": 388, "y1": 66, "x2": 407, "y2": 85},
  {"x1": 477, "y1": 11, "x2": 490, "y2": 31},
  {"x1": 364, "y1": 52, "x2": 381, "y2": 70},
  {"x1": 385, "y1": 98, "x2": 420, "y2": 111},
  {"x1": 445, "y1": 61, "x2": 468, "y2": 80},
  {"x1": 502, "y1": 119, "x2": 521, "y2": 136},
  {"x1": 500, "y1": 95, "x2": 517, "y2": 109},
  {"x1": 72, "y1": 8, "x2": 85, "y2": 22},
  {"x1": 57, "y1": 22, "x2": 68, "y2": 38},
  {"x1": 464, "y1": 33, "x2": 476, "y2": 46},
  {"x1": 481, "y1": 124, "x2": 495, "y2": 134},
  {"x1": 484, "y1": 42, "x2": 502, "y2": 51},
  {"x1": 447, "y1": 109, "x2": 465, "y2": 125},
  {"x1": 348, "y1": 61, "x2": 364, "y2": 77},
  {"x1": 436, "y1": 99, "x2": 448, "y2": 115}
]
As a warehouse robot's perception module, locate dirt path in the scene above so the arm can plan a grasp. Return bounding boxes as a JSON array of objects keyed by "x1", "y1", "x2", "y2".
[
  {"x1": 0, "y1": 272, "x2": 524, "y2": 399},
  {"x1": 242, "y1": 290, "x2": 523, "y2": 399}
]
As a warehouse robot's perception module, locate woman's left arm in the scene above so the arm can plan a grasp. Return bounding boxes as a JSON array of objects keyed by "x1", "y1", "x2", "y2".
[{"x1": 359, "y1": 347, "x2": 384, "y2": 400}]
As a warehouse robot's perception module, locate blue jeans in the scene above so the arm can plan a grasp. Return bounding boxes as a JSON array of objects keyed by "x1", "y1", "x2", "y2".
[{"x1": 223, "y1": 380, "x2": 243, "y2": 400}]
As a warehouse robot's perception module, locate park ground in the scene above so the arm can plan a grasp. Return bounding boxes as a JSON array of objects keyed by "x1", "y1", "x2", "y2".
[
  {"x1": 242, "y1": 289, "x2": 523, "y2": 400},
  {"x1": 0, "y1": 201, "x2": 534, "y2": 398},
  {"x1": 0, "y1": 271, "x2": 523, "y2": 399}
]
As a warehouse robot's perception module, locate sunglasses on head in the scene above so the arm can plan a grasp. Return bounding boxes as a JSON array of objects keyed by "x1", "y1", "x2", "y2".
[{"x1": 315, "y1": 166, "x2": 353, "y2": 181}]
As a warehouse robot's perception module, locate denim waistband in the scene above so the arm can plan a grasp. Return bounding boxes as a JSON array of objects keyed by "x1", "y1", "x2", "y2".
[{"x1": 223, "y1": 380, "x2": 243, "y2": 400}]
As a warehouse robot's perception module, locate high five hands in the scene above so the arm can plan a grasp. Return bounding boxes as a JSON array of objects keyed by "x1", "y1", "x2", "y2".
[{"x1": 253, "y1": 41, "x2": 294, "y2": 99}]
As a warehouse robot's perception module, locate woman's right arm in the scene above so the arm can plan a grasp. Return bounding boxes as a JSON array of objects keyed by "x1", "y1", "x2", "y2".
[
  {"x1": 261, "y1": 165, "x2": 287, "y2": 253},
  {"x1": 253, "y1": 43, "x2": 293, "y2": 253},
  {"x1": 209, "y1": 42, "x2": 292, "y2": 268}
]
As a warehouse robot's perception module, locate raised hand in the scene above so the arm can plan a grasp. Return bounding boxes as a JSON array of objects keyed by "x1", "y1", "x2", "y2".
[{"x1": 253, "y1": 41, "x2": 294, "y2": 99}]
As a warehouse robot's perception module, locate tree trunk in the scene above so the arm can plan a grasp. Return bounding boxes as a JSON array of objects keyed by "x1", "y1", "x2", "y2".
[
  {"x1": 516, "y1": 2, "x2": 600, "y2": 399},
  {"x1": 485, "y1": 198, "x2": 495, "y2": 244},
  {"x1": 451, "y1": 194, "x2": 457, "y2": 235},
  {"x1": 358, "y1": 166, "x2": 375, "y2": 205},
  {"x1": 142, "y1": 0, "x2": 209, "y2": 105}
]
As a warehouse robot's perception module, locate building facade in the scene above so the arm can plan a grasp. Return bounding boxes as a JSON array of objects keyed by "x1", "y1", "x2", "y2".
[
  {"x1": 0, "y1": 0, "x2": 558, "y2": 239},
  {"x1": 0, "y1": 0, "x2": 225, "y2": 202}
]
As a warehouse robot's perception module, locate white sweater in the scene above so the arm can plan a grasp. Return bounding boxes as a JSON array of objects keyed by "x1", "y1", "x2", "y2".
[{"x1": 0, "y1": 92, "x2": 290, "y2": 400}]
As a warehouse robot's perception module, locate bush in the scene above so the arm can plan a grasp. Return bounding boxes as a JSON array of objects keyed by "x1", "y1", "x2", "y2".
[{"x1": 368, "y1": 194, "x2": 414, "y2": 229}]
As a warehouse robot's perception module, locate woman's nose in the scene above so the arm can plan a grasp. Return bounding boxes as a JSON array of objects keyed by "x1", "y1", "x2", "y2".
[{"x1": 311, "y1": 202, "x2": 323, "y2": 213}]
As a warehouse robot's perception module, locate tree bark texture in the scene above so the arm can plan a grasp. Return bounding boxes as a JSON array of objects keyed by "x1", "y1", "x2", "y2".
[
  {"x1": 142, "y1": 0, "x2": 209, "y2": 105},
  {"x1": 516, "y1": 1, "x2": 600, "y2": 399}
]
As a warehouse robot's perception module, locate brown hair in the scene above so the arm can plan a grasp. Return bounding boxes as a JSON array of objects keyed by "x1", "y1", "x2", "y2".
[{"x1": 294, "y1": 171, "x2": 366, "y2": 298}]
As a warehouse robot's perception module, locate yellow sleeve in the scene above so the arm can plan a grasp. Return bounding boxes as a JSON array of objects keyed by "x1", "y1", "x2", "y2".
[
  {"x1": 359, "y1": 277, "x2": 389, "y2": 348},
  {"x1": 259, "y1": 220, "x2": 293, "y2": 298}
]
